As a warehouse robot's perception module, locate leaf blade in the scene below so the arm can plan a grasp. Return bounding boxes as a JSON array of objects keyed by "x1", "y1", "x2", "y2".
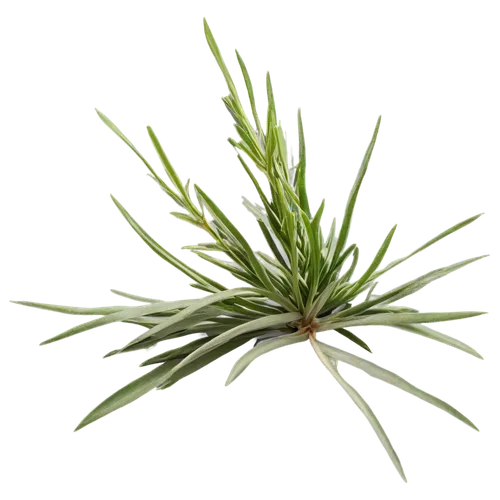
[
  {"x1": 310, "y1": 337, "x2": 406, "y2": 482},
  {"x1": 318, "y1": 340, "x2": 478, "y2": 430},
  {"x1": 158, "y1": 311, "x2": 302, "y2": 388},
  {"x1": 226, "y1": 330, "x2": 308, "y2": 385}
]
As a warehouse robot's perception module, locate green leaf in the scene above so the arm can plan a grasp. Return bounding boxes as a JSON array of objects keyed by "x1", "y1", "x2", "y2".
[
  {"x1": 242, "y1": 196, "x2": 267, "y2": 221},
  {"x1": 274, "y1": 123, "x2": 290, "y2": 185},
  {"x1": 11, "y1": 301, "x2": 125, "y2": 316},
  {"x1": 319, "y1": 215, "x2": 337, "y2": 290},
  {"x1": 203, "y1": 19, "x2": 241, "y2": 107},
  {"x1": 234, "y1": 122, "x2": 259, "y2": 157},
  {"x1": 74, "y1": 360, "x2": 180, "y2": 431},
  {"x1": 265, "y1": 72, "x2": 277, "y2": 138},
  {"x1": 301, "y1": 212, "x2": 320, "y2": 309},
  {"x1": 235, "y1": 50, "x2": 264, "y2": 137},
  {"x1": 39, "y1": 299, "x2": 210, "y2": 346},
  {"x1": 158, "y1": 330, "x2": 262, "y2": 389},
  {"x1": 311, "y1": 199, "x2": 325, "y2": 248},
  {"x1": 192, "y1": 250, "x2": 258, "y2": 286},
  {"x1": 319, "y1": 311, "x2": 486, "y2": 331},
  {"x1": 226, "y1": 330, "x2": 308, "y2": 385},
  {"x1": 360, "y1": 305, "x2": 418, "y2": 314},
  {"x1": 170, "y1": 212, "x2": 200, "y2": 226},
  {"x1": 333, "y1": 116, "x2": 381, "y2": 265},
  {"x1": 257, "y1": 220, "x2": 290, "y2": 270},
  {"x1": 372, "y1": 213, "x2": 484, "y2": 281},
  {"x1": 318, "y1": 340, "x2": 478, "y2": 430},
  {"x1": 228, "y1": 136, "x2": 262, "y2": 170},
  {"x1": 347, "y1": 225, "x2": 397, "y2": 296},
  {"x1": 334, "y1": 255, "x2": 488, "y2": 319},
  {"x1": 158, "y1": 311, "x2": 302, "y2": 389},
  {"x1": 109, "y1": 288, "x2": 204, "y2": 311},
  {"x1": 95, "y1": 110, "x2": 176, "y2": 198},
  {"x1": 339, "y1": 246, "x2": 359, "y2": 284},
  {"x1": 335, "y1": 328, "x2": 372, "y2": 353},
  {"x1": 286, "y1": 211, "x2": 304, "y2": 311},
  {"x1": 106, "y1": 322, "x2": 244, "y2": 358},
  {"x1": 147, "y1": 126, "x2": 188, "y2": 199},
  {"x1": 125, "y1": 309, "x2": 222, "y2": 349},
  {"x1": 389, "y1": 324, "x2": 483, "y2": 359},
  {"x1": 140, "y1": 337, "x2": 212, "y2": 366},
  {"x1": 310, "y1": 337, "x2": 406, "y2": 482},
  {"x1": 110, "y1": 289, "x2": 162, "y2": 303},
  {"x1": 194, "y1": 185, "x2": 276, "y2": 291},
  {"x1": 111, "y1": 195, "x2": 222, "y2": 291},
  {"x1": 296, "y1": 109, "x2": 311, "y2": 217}
]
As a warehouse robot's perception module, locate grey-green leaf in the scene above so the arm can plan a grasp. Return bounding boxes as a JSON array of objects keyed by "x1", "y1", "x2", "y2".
[
  {"x1": 319, "y1": 311, "x2": 486, "y2": 331},
  {"x1": 226, "y1": 330, "x2": 308, "y2": 385},
  {"x1": 389, "y1": 324, "x2": 483, "y2": 359},
  {"x1": 158, "y1": 311, "x2": 302, "y2": 389},
  {"x1": 318, "y1": 340, "x2": 478, "y2": 430},
  {"x1": 334, "y1": 255, "x2": 487, "y2": 319},
  {"x1": 74, "y1": 360, "x2": 180, "y2": 431},
  {"x1": 310, "y1": 337, "x2": 406, "y2": 482},
  {"x1": 333, "y1": 116, "x2": 381, "y2": 264},
  {"x1": 372, "y1": 213, "x2": 484, "y2": 281}
]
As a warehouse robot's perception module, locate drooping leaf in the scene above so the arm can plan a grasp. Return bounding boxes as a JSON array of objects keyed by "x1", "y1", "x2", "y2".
[
  {"x1": 318, "y1": 340, "x2": 478, "y2": 429},
  {"x1": 310, "y1": 337, "x2": 406, "y2": 482},
  {"x1": 226, "y1": 330, "x2": 308, "y2": 385}
]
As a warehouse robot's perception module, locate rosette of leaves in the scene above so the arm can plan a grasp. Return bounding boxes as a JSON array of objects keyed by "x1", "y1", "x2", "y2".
[{"x1": 13, "y1": 19, "x2": 487, "y2": 481}]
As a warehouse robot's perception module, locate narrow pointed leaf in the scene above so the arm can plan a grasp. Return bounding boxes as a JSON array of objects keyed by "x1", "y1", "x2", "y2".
[
  {"x1": 226, "y1": 330, "x2": 308, "y2": 385},
  {"x1": 39, "y1": 299, "x2": 209, "y2": 345},
  {"x1": 235, "y1": 50, "x2": 264, "y2": 137},
  {"x1": 95, "y1": 109, "x2": 171, "y2": 193},
  {"x1": 74, "y1": 360, "x2": 180, "y2": 431},
  {"x1": 111, "y1": 195, "x2": 222, "y2": 291},
  {"x1": 333, "y1": 116, "x2": 381, "y2": 264},
  {"x1": 390, "y1": 324, "x2": 483, "y2": 359},
  {"x1": 319, "y1": 311, "x2": 485, "y2": 331},
  {"x1": 318, "y1": 340, "x2": 478, "y2": 430},
  {"x1": 347, "y1": 225, "x2": 397, "y2": 295},
  {"x1": 11, "y1": 301, "x2": 125, "y2": 316},
  {"x1": 296, "y1": 109, "x2": 311, "y2": 217},
  {"x1": 335, "y1": 328, "x2": 372, "y2": 353},
  {"x1": 122, "y1": 309, "x2": 221, "y2": 351},
  {"x1": 372, "y1": 213, "x2": 485, "y2": 280},
  {"x1": 147, "y1": 126, "x2": 188, "y2": 198},
  {"x1": 195, "y1": 185, "x2": 275, "y2": 291},
  {"x1": 158, "y1": 311, "x2": 302, "y2": 388},
  {"x1": 310, "y1": 337, "x2": 406, "y2": 482},
  {"x1": 140, "y1": 337, "x2": 212, "y2": 367},
  {"x1": 334, "y1": 255, "x2": 488, "y2": 319},
  {"x1": 159, "y1": 330, "x2": 263, "y2": 389}
]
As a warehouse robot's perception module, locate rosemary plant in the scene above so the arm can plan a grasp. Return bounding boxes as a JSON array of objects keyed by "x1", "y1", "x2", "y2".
[{"x1": 14, "y1": 19, "x2": 487, "y2": 481}]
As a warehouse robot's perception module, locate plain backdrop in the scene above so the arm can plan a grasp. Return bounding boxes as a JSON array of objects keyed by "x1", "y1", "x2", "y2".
[{"x1": 0, "y1": 8, "x2": 498, "y2": 492}]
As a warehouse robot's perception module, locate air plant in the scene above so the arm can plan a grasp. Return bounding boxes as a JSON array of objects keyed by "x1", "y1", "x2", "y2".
[{"x1": 13, "y1": 19, "x2": 487, "y2": 481}]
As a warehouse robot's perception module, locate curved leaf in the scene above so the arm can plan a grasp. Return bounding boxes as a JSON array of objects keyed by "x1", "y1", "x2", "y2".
[
  {"x1": 310, "y1": 337, "x2": 406, "y2": 482},
  {"x1": 318, "y1": 340, "x2": 478, "y2": 430},
  {"x1": 332, "y1": 255, "x2": 487, "y2": 319},
  {"x1": 158, "y1": 311, "x2": 302, "y2": 389},
  {"x1": 390, "y1": 324, "x2": 482, "y2": 359},
  {"x1": 372, "y1": 213, "x2": 484, "y2": 280},
  {"x1": 74, "y1": 360, "x2": 181, "y2": 431},
  {"x1": 226, "y1": 331, "x2": 307, "y2": 385}
]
